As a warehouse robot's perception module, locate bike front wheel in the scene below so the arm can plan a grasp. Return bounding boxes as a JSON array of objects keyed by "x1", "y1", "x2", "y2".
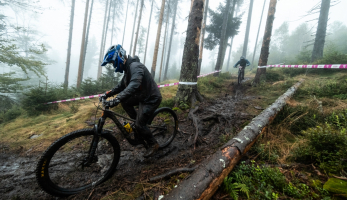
[
  {"x1": 35, "y1": 129, "x2": 120, "y2": 197},
  {"x1": 148, "y1": 107, "x2": 178, "y2": 149}
]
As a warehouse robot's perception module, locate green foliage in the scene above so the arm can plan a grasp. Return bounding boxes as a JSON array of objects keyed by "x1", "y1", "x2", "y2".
[
  {"x1": 225, "y1": 161, "x2": 284, "y2": 199},
  {"x1": 79, "y1": 66, "x2": 120, "y2": 96},
  {"x1": 21, "y1": 86, "x2": 59, "y2": 115},
  {"x1": 0, "y1": 95, "x2": 17, "y2": 112},
  {"x1": 291, "y1": 124, "x2": 347, "y2": 174},
  {"x1": 159, "y1": 98, "x2": 175, "y2": 108},
  {"x1": 314, "y1": 45, "x2": 347, "y2": 65},
  {"x1": 225, "y1": 161, "x2": 330, "y2": 199},
  {"x1": 296, "y1": 78, "x2": 347, "y2": 99},
  {"x1": 0, "y1": 106, "x2": 22, "y2": 123},
  {"x1": 0, "y1": 72, "x2": 27, "y2": 94},
  {"x1": 198, "y1": 73, "x2": 232, "y2": 94},
  {"x1": 178, "y1": 101, "x2": 189, "y2": 110},
  {"x1": 79, "y1": 78, "x2": 104, "y2": 96},
  {"x1": 248, "y1": 143, "x2": 280, "y2": 164},
  {"x1": 326, "y1": 109, "x2": 347, "y2": 130},
  {"x1": 69, "y1": 101, "x2": 80, "y2": 114},
  {"x1": 264, "y1": 69, "x2": 284, "y2": 82},
  {"x1": 223, "y1": 177, "x2": 249, "y2": 200},
  {"x1": 21, "y1": 84, "x2": 76, "y2": 116},
  {"x1": 0, "y1": 42, "x2": 47, "y2": 76},
  {"x1": 272, "y1": 105, "x2": 325, "y2": 135},
  {"x1": 295, "y1": 49, "x2": 312, "y2": 64},
  {"x1": 204, "y1": 2, "x2": 241, "y2": 50}
]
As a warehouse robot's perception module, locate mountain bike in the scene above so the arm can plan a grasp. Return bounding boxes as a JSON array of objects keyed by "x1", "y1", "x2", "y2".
[
  {"x1": 238, "y1": 66, "x2": 244, "y2": 85},
  {"x1": 35, "y1": 101, "x2": 178, "y2": 197}
]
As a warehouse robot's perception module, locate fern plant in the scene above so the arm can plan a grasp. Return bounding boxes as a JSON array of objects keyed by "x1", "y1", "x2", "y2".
[{"x1": 223, "y1": 177, "x2": 250, "y2": 200}]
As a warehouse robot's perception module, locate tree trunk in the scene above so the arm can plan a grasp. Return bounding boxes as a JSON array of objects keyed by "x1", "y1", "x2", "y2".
[
  {"x1": 251, "y1": 0, "x2": 266, "y2": 70},
  {"x1": 197, "y1": 0, "x2": 209, "y2": 76},
  {"x1": 81, "y1": 0, "x2": 94, "y2": 80},
  {"x1": 226, "y1": 4, "x2": 237, "y2": 72},
  {"x1": 133, "y1": 0, "x2": 144, "y2": 56},
  {"x1": 311, "y1": 0, "x2": 330, "y2": 62},
  {"x1": 151, "y1": 0, "x2": 166, "y2": 79},
  {"x1": 102, "y1": 0, "x2": 113, "y2": 56},
  {"x1": 175, "y1": 0, "x2": 205, "y2": 105},
  {"x1": 220, "y1": 42, "x2": 228, "y2": 69},
  {"x1": 122, "y1": 0, "x2": 130, "y2": 45},
  {"x1": 159, "y1": 2, "x2": 170, "y2": 83},
  {"x1": 76, "y1": 0, "x2": 90, "y2": 88},
  {"x1": 97, "y1": 0, "x2": 110, "y2": 79},
  {"x1": 163, "y1": 0, "x2": 178, "y2": 81},
  {"x1": 242, "y1": 0, "x2": 254, "y2": 57},
  {"x1": 214, "y1": 0, "x2": 232, "y2": 76},
  {"x1": 221, "y1": 0, "x2": 237, "y2": 72},
  {"x1": 64, "y1": 0, "x2": 76, "y2": 89},
  {"x1": 164, "y1": 79, "x2": 304, "y2": 200},
  {"x1": 129, "y1": 0, "x2": 139, "y2": 56},
  {"x1": 226, "y1": 38, "x2": 233, "y2": 71},
  {"x1": 110, "y1": 0, "x2": 116, "y2": 44},
  {"x1": 254, "y1": 0, "x2": 277, "y2": 84},
  {"x1": 143, "y1": 0, "x2": 154, "y2": 65}
]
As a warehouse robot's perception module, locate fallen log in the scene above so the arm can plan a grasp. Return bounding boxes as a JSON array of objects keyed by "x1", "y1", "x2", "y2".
[{"x1": 163, "y1": 79, "x2": 304, "y2": 200}]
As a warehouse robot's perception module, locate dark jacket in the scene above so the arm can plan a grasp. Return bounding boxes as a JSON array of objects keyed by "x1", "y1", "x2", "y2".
[
  {"x1": 234, "y1": 59, "x2": 251, "y2": 68},
  {"x1": 107, "y1": 56, "x2": 162, "y2": 104}
]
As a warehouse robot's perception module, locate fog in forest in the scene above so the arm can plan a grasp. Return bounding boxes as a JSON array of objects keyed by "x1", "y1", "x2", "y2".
[{"x1": 1, "y1": 0, "x2": 347, "y2": 105}]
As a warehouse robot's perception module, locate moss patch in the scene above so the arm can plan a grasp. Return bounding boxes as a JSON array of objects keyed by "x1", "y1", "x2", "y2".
[{"x1": 323, "y1": 178, "x2": 347, "y2": 195}]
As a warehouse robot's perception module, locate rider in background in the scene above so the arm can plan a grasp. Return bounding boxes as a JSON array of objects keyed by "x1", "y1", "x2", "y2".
[
  {"x1": 99, "y1": 44, "x2": 162, "y2": 158},
  {"x1": 233, "y1": 56, "x2": 251, "y2": 80}
]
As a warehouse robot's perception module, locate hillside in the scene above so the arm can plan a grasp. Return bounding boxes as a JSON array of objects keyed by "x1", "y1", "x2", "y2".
[{"x1": 1, "y1": 69, "x2": 347, "y2": 199}]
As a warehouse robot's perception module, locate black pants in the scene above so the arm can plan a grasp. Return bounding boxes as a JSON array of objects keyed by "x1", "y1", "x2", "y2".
[
  {"x1": 240, "y1": 66, "x2": 245, "y2": 79},
  {"x1": 121, "y1": 97, "x2": 162, "y2": 145}
]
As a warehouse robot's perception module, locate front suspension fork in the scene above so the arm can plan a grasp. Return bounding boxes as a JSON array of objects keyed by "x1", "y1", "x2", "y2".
[{"x1": 84, "y1": 117, "x2": 105, "y2": 166}]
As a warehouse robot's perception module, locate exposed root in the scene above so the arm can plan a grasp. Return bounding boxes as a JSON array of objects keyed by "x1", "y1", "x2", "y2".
[
  {"x1": 189, "y1": 106, "x2": 201, "y2": 149},
  {"x1": 149, "y1": 166, "x2": 199, "y2": 182},
  {"x1": 332, "y1": 175, "x2": 347, "y2": 181}
]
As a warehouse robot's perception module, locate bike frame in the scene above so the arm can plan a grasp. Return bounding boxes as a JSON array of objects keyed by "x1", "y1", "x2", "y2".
[
  {"x1": 86, "y1": 104, "x2": 164, "y2": 165},
  {"x1": 238, "y1": 66, "x2": 244, "y2": 85}
]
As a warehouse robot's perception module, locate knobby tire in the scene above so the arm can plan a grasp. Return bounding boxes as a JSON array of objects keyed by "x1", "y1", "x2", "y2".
[
  {"x1": 148, "y1": 107, "x2": 178, "y2": 149},
  {"x1": 35, "y1": 129, "x2": 120, "y2": 197}
]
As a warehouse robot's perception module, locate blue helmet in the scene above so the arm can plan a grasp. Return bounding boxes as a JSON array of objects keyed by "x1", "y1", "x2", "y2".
[{"x1": 101, "y1": 44, "x2": 126, "y2": 73}]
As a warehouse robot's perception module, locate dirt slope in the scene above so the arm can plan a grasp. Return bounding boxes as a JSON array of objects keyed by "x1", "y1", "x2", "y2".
[{"x1": 0, "y1": 78, "x2": 258, "y2": 200}]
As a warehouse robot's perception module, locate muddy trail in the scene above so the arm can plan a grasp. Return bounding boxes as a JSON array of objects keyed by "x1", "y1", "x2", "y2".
[{"x1": 0, "y1": 80, "x2": 256, "y2": 200}]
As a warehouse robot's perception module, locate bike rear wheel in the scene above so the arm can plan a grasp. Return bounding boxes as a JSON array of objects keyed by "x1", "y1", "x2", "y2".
[
  {"x1": 238, "y1": 69, "x2": 242, "y2": 85},
  {"x1": 148, "y1": 107, "x2": 178, "y2": 149},
  {"x1": 36, "y1": 129, "x2": 120, "y2": 197}
]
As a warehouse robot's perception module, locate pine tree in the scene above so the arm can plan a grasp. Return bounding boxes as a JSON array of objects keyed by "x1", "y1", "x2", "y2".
[
  {"x1": 136, "y1": 26, "x2": 147, "y2": 58},
  {"x1": 151, "y1": 0, "x2": 166, "y2": 78},
  {"x1": 133, "y1": 0, "x2": 145, "y2": 56},
  {"x1": 64, "y1": 0, "x2": 76, "y2": 88},
  {"x1": 143, "y1": 0, "x2": 154, "y2": 64},
  {"x1": 204, "y1": 1, "x2": 241, "y2": 73},
  {"x1": 254, "y1": 0, "x2": 277, "y2": 84},
  {"x1": 164, "y1": 0, "x2": 179, "y2": 81},
  {"x1": 311, "y1": 0, "x2": 330, "y2": 62},
  {"x1": 175, "y1": 0, "x2": 205, "y2": 105}
]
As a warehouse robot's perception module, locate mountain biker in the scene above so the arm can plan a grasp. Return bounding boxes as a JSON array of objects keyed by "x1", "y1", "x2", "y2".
[
  {"x1": 233, "y1": 56, "x2": 251, "y2": 80},
  {"x1": 99, "y1": 44, "x2": 162, "y2": 158}
]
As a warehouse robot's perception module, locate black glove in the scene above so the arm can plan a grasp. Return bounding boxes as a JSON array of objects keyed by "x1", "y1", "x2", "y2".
[
  {"x1": 104, "y1": 98, "x2": 121, "y2": 108},
  {"x1": 99, "y1": 90, "x2": 112, "y2": 102},
  {"x1": 99, "y1": 94, "x2": 107, "y2": 102}
]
